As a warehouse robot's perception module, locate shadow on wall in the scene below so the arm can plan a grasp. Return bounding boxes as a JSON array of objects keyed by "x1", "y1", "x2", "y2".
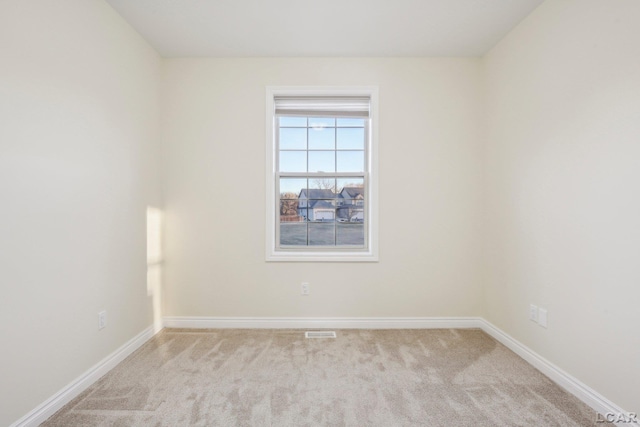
[{"x1": 147, "y1": 206, "x2": 163, "y2": 333}]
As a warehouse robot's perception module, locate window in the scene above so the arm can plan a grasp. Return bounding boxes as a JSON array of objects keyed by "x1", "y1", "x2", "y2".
[{"x1": 266, "y1": 87, "x2": 378, "y2": 262}]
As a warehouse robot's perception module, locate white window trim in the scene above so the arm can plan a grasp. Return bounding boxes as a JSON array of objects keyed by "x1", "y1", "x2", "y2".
[{"x1": 265, "y1": 86, "x2": 379, "y2": 262}]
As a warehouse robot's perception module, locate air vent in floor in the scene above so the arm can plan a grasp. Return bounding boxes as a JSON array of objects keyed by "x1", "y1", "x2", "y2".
[{"x1": 305, "y1": 331, "x2": 337, "y2": 339}]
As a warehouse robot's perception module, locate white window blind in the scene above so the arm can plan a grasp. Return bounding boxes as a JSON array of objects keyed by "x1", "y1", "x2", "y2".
[{"x1": 274, "y1": 96, "x2": 370, "y2": 118}]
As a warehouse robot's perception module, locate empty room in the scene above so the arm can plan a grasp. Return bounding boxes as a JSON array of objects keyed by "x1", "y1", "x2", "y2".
[{"x1": 1, "y1": 0, "x2": 639, "y2": 425}]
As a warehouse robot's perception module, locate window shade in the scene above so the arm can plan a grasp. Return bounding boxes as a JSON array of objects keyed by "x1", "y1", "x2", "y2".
[{"x1": 274, "y1": 96, "x2": 370, "y2": 118}]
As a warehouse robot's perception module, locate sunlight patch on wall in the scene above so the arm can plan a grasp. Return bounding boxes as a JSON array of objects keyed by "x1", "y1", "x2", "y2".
[{"x1": 146, "y1": 206, "x2": 163, "y2": 333}]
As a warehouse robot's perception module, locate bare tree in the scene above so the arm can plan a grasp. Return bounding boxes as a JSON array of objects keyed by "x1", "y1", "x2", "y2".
[
  {"x1": 280, "y1": 192, "x2": 299, "y2": 216},
  {"x1": 311, "y1": 178, "x2": 335, "y2": 191},
  {"x1": 341, "y1": 182, "x2": 364, "y2": 188}
]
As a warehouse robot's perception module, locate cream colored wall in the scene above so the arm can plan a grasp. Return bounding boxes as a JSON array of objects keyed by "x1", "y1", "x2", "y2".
[
  {"x1": 483, "y1": 0, "x2": 640, "y2": 413},
  {"x1": 0, "y1": 1, "x2": 161, "y2": 425},
  {"x1": 161, "y1": 58, "x2": 484, "y2": 318}
]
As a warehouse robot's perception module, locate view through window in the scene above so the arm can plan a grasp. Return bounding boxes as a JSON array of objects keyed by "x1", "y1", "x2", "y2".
[{"x1": 278, "y1": 115, "x2": 367, "y2": 247}]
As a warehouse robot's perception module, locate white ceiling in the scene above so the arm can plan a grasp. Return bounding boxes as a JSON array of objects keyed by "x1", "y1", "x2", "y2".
[{"x1": 105, "y1": 0, "x2": 544, "y2": 57}]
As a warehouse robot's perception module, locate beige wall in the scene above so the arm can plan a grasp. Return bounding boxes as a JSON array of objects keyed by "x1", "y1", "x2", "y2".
[
  {"x1": 160, "y1": 58, "x2": 484, "y2": 318},
  {"x1": 483, "y1": 0, "x2": 640, "y2": 413},
  {"x1": 0, "y1": 0, "x2": 161, "y2": 425}
]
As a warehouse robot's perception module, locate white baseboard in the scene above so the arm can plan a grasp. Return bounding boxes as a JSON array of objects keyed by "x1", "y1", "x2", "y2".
[
  {"x1": 478, "y1": 320, "x2": 637, "y2": 426},
  {"x1": 162, "y1": 316, "x2": 483, "y2": 330},
  {"x1": 10, "y1": 326, "x2": 156, "y2": 427}
]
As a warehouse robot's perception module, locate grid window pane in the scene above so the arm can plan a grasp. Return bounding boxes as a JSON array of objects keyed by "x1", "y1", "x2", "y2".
[
  {"x1": 309, "y1": 222, "x2": 335, "y2": 245},
  {"x1": 279, "y1": 178, "x2": 307, "y2": 197},
  {"x1": 280, "y1": 128, "x2": 307, "y2": 150},
  {"x1": 309, "y1": 127, "x2": 335, "y2": 150},
  {"x1": 337, "y1": 191, "x2": 364, "y2": 221},
  {"x1": 279, "y1": 151, "x2": 307, "y2": 172},
  {"x1": 337, "y1": 178, "x2": 364, "y2": 195},
  {"x1": 308, "y1": 151, "x2": 335, "y2": 173},
  {"x1": 280, "y1": 222, "x2": 307, "y2": 246},
  {"x1": 307, "y1": 199, "x2": 336, "y2": 221},
  {"x1": 280, "y1": 178, "x2": 306, "y2": 223},
  {"x1": 280, "y1": 199, "x2": 300, "y2": 218},
  {"x1": 337, "y1": 128, "x2": 364, "y2": 150},
  {"x1": 337, "y1": 150, "x2": 364, "y2": 172},
  {"x1": 336, "y1": 222, "x2": 365, "y2": 245},
  {"x1": 337, "y1": 181, "x2": 365, "y2": 217}
]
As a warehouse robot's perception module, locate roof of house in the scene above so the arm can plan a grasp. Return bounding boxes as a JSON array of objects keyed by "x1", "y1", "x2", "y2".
[
  {"x1": 299, "y1": 189, "x2": 336, "y2": 199},
  {"x1": 341, "y1": 187, "x2": 364, "y2": 198}
]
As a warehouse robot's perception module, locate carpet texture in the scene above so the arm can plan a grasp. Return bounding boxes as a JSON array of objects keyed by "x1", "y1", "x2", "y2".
[{"x1": 43, "y1": 328, "x2": 597, "y2": 426}]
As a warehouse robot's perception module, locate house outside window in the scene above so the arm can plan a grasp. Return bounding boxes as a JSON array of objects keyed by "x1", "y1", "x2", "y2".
[{"x1": 266, "y1": 87, "x2": 378, "y2": 262}]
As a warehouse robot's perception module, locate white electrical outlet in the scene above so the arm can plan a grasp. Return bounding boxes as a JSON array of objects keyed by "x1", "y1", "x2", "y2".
[
  {"x1": 98, "y1": 310, "x2": 107, "y2": 330},
  {"x1": 301, "y1": 282, "x2": 310, "y2": 296},
  {"x1": 538, "y1": 308, "x2": 548, "y2": 328},
  {"x1": 529, "y1": 304, "x2": 538, "y2": 323}
]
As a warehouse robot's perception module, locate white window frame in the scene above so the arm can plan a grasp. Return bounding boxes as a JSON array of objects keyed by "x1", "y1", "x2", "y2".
[{"x1": 266, "y1": 86, "x2": 379, "y2": 262}]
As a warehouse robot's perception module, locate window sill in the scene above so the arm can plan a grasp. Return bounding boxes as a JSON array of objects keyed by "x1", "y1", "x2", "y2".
[{"x1": 266, "y1": 250, "x2": 378, "y2": 262}]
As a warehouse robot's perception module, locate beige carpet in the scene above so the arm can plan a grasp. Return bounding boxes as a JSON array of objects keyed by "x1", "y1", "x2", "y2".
[{"x1": 43, "y1": 328, "x2": 597, "y2": 426}]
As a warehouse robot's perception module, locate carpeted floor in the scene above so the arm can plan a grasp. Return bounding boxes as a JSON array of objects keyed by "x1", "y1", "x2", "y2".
[{"x1": 43, "y1": 328, "x2": 597, "y2": 426}]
